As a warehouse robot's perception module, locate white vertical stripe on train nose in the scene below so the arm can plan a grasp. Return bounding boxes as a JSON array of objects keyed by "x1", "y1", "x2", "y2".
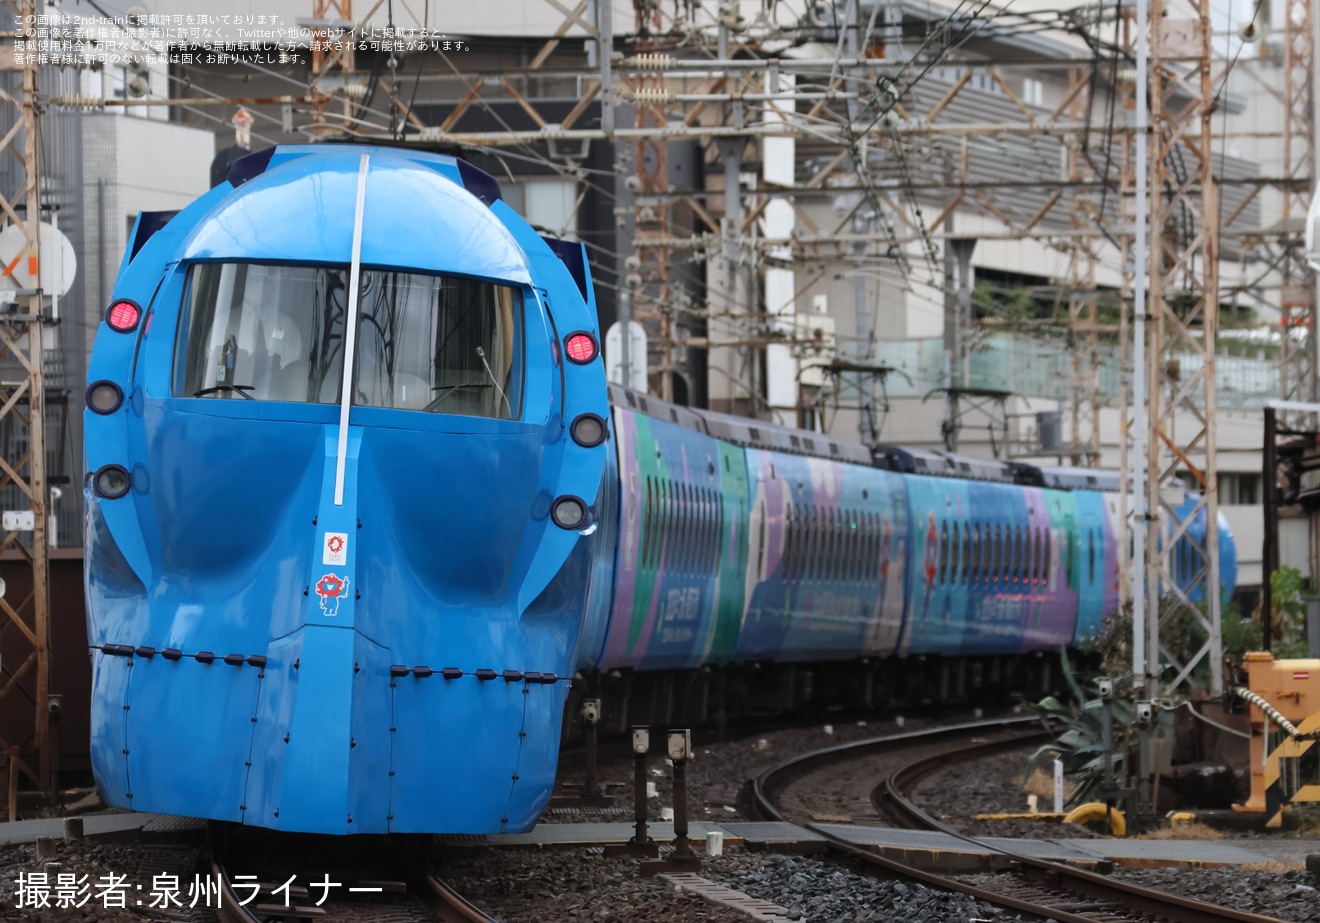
[{"x1": 335, "y1": 153, "x2": 370, "y2": 507}]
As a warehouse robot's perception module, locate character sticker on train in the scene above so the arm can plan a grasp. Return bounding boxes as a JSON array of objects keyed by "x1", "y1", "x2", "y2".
[
  {"x1": 323, "y1": 532, "x2": 348, "y2": 566},
  {"x1": 315, "y1": 573, "x2": 349, "y2": 616}
]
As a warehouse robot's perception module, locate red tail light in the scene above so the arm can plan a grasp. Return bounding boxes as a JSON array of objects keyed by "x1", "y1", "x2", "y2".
[
  {"x1": 105, "y1": 301, "x2": 142, "y2": 333},
  {"x1": 564, "y1": 332, "x2": 598, "y2": 364}
]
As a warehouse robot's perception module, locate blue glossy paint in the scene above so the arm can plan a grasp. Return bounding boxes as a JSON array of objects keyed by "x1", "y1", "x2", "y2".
[{"x1": 85, "y1": 146, "x2": 608, "y2": 835}]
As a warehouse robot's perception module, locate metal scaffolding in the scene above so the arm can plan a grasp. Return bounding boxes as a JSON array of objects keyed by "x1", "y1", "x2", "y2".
[
  {"x1": 1144, "y1": 0, "x2": 1221, "y2": 695},
  {"x1": 0, "y1": 0, "x2": 51, "y2": 811}
]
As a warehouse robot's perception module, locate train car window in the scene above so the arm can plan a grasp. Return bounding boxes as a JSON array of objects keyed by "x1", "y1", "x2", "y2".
[
  {"x1": 862, "y1": 512, "x2": 871, "y2": 583},
  {"x1": 866, "y1": 512, "x2": 877, "y2": 581},
  {"x1": 970, "y1": 523, "x2": 980, "y2": 584},
  {"x1": 1025, "y1": 526, "x2": 1035, "y2": 584},
  {"x1": 939, "y1": 519, "x2": 949, "y2": 585},
  {"x1": 834, "y1": 509, "x2": 844, "y2": 583},
  {"x1": 679, "y1": 483, "x2": 691, "y2": 573},
  {"x1": 1044, "y1": 529, "x2": 1053, "y2": 587},
  {"x1": 180, "y1": 263, "x2": 526, "y2": 419},
  {"x1": 797, "y1": 504, "x2": 808, "y2": 582},
  {"x1": 695, "y1": 487, "x2": 705, "y2": 574},
  {"x1": 990, "y1": 523, "x2": 999, "y2": 582},
  {"x1": 654, "y1": 480, "x2": 664, "y2": 570},
  {"x1": 856, "y1": 511, "x2": 865, "y2": 583},
  {"x1": 951, "y1": 521, "x2": 961, "y2": 584},
  {"x1": 705, "y1": 488, "x2": 715, "y2": 574},
  {"x1": 966, "y1": 520, "x2": 976, "y2": 583},
  {"x1": 792, "y1": 509, "x2": 802, "y2": 581},
  {"x1": 844, "y1": 511, "x2": 853, "y2": 582},
  {"x1": 1031, "y1": 528, "x2": 1041, "y2": 584},
  {"x1": 856, "y1": 512, "x2": 866, "y2": 582},
  {"x1": 1087, "y1": 529, "x2": 1095, "y2": 585},
  {"x1": 819, "y1": 507, "x2": 828, "y2": 583},
  {"x1": 642, "y1": 476, "x2": 654, "y2": 569},
  {"x1": 1012, "y1": 525, "x2": 1021, "y2": 583},
  {"x1": 825, "y1": 508, "x2": 836, "y2": 583},
  {"x1": 782, "y1": 503, "x2": 792, "y2": 581},
  {"x1": 709, "y1": 490, "x2": 718, "y2": 574},
  {"x1": 840, "y1": 510, "x2": 849, "y2": 583}
]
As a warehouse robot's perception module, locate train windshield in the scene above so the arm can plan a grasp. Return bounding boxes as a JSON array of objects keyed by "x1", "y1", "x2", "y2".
[{"x1": 175, "y1": 262, "x2": 524, "y2": 419}]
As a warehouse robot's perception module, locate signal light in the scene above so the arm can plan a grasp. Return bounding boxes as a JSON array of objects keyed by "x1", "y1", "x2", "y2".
[
  {"x1": 105, "y1": 300, "x2": 142, "y2": 333},
  {"x1": 564, "y1": 332, "x2": 598, "y2": 364},
  {"x1": 92, "y1": 464, "x2": 131, "y2": 499},
  {"x1": 570, "y1": 413, "x2": 607, "y2": 448},
  {"x1": 86, "y1": 380, "x2": 124, "y2": 415},
  {"x1": 550, "y1": 495, "x2": 589, "y2": 530}
]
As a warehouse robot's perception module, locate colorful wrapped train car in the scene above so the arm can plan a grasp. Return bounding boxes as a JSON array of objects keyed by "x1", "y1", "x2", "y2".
[{"x1": 84, "y1": 144, "x2": 1237, "y2": 837}]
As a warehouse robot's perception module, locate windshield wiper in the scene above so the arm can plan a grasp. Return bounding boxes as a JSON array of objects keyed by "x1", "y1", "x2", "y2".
[
  {"x1": 424, "y1": 382, "x2": 488, "y2": 413},
  {"x1": 193, "y1": 384, "x2": 255, "y2": 400}
]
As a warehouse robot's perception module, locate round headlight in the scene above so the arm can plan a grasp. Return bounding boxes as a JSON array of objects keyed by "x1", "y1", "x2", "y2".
[
  {"x1": 550, "y1": 495, "x2": 588, "y2": 530},
  {"x1": 93, "y1": 464, "x2": 131, "y2": 500},
  {"x1": 570, "y1": 413, "x2": 607, "y2": 448},
  {"x1": 86, "y1": 380, "x2": 124, "y2": 415}
]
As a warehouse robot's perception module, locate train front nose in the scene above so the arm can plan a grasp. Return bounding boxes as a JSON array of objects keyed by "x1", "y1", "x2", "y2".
[{"x1": 240, "y1": 624, "x2": 564, "y2": 835}]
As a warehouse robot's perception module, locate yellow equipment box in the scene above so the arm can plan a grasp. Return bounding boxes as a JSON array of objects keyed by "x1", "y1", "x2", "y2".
[{"x1": 1233, "y1": 651, "x2": 1320, "y2": 826}]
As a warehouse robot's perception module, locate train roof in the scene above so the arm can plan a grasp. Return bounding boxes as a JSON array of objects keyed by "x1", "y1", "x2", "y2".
[
  {"x1": 1034, "y1": 465, "x2": 1122, "y2": 492},
  {"x1": 606, "y1": 384, "x2": 1118, "y2": 491}
]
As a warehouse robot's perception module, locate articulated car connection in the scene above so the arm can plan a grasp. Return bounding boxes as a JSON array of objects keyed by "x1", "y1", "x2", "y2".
[{"x1": 82, "y1": 144, "x2": 1237, "y2": 838}]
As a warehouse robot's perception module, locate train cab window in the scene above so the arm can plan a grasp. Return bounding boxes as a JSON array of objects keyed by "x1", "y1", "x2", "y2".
[{"x1": 177, "y1": 262, "x2": 524, "y2": 418}]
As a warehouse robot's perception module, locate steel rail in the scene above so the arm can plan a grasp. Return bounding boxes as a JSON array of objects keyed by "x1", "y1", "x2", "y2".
[
  {"x1": 884, "y1": 744, "x2": 1287, "y2": 923},
  {"x1": 426, "y1": 872, "x2": 501, "y2": 923},
  {"x1": 210, "y1": 825, "x2": 497, "y2": 923},
  {"x1": 753, "y1": 717, "x2": 1287, "y2": 923}
]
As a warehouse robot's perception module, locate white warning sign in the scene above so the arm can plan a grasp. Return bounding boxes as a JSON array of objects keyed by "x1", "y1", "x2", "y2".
[{"x1": 323, "y1": 532, "x2": 348, "y2": 566}]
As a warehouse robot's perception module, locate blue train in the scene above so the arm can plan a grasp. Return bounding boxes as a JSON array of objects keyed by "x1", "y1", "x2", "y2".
[{"x1": 83, "y1": 144, "x2": 1237, "y2": 837}]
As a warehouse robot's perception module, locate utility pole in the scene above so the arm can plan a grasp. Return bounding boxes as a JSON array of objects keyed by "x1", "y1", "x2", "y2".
[{"x1": 853, "y1": 214, "x2": 875, "y2": 447}]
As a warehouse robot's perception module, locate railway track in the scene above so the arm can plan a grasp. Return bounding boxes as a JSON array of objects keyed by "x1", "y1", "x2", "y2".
[
  {"x1": 753, "y1": 717, "x2": 1289, "y2": 923},
  {"x1": 210, "y1": 828, "x2": 498, "y2": 923}
]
